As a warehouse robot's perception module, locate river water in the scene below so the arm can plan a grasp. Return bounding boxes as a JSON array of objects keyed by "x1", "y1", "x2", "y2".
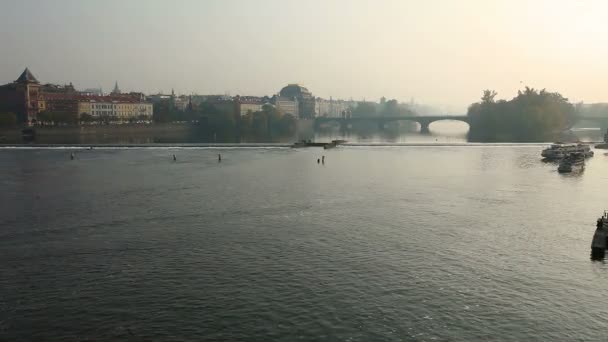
[{"x1": 2, "y1": 144, "x2": 608, "y2": 341}]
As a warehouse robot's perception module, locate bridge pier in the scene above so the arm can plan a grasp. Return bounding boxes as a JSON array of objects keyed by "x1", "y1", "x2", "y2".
[{"x1": 419, "y1": 121, "x2": 430, "y2": 134}]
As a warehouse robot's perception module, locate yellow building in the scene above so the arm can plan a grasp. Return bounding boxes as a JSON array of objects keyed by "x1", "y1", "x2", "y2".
[
  {"x1": 78, "y1": 98, "x2": 153, "y2": 121},
  {"x1": 114, "y1": 102, "x2": 153, "y2": 120}
]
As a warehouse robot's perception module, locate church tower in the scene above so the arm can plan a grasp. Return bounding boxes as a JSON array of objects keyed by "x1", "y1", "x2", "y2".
[
  {"x1": 15, "y1": 68, "x2": 41, "y2": 123},
  {"x1": 111, "y1": 81, "x2": 121, "y2": 95}
]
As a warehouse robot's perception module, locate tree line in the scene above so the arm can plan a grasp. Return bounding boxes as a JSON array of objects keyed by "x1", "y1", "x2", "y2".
[
  {"x1": 467, "y1": 87, "x2": 577, "y2": 142},
  {"x1": 154, "y1": 101, "x2": 296, "y2": 137},
  {"x1": 0, "y1": 112, "x2": 17, "y2": 126},
  {"x1": 351, "y1": 98, "x2": 415, "y2": 118}
]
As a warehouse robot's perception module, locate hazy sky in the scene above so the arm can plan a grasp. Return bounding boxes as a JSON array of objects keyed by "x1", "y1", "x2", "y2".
[{"x1": 1, "y1": 0, "x2": 607, "y2": 111}]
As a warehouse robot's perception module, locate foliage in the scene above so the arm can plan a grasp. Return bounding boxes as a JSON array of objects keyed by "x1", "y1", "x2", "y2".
[
  {"x1": 352, "y1": 99, "x2": 414, "y2": 118},
  {"x1": 37, "y1": 111, "x2": 79, "y2": 125},
  {"x1": 379, "y1": 99, "x2": 414, "y2": 117},
  {"x1": 80, "y1": 113, "x2": 94, "y2": 123},
  {"x1": 0, "y1": 112, "x2": 17, "y2": 126},
  {"x1": 241, "y1": 104, "x2": 296, "y2": 136},
  {"x1": 467, "y1": 87, "x2": 576, "y2": 142},
  {"x1": 153, "y1": 100, "x2": 175, "y2": 123},
  {"x1": 352, "y1": 102, "x2": 378, "y2": 117}
]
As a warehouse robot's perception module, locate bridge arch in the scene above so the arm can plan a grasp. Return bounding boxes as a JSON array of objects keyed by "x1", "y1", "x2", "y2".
[
  {"x1": 426, "y1": 118, "x2": 470, "y2": 134},
  {"x1": 313, "y1": 115, "x2": 469, "y2": 134}
]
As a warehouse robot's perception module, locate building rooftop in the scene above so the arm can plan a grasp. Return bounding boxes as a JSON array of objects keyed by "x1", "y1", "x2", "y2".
[
  {"x1": 42, "y1": 93, "x2": 150, "y2": 104},
  {"x1": 16, "y1": 68, "x2": 39, "y2": 84},
  {"x1": 280, "y1": 84, "x2": 312, "y2": 98}
]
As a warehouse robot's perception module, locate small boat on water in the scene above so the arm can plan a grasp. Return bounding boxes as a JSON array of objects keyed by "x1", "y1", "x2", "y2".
[
  {"x1": 591, "y1": 211, "x2": 608, "y2": 260},
  {"x1": 557, "y1": 152, "x2": 585, "y2": 173},
  {"x1": 291, "y1": 140, "x2": 327, "y2": 148},
  {"x1": 292, "y1": 139, "x2": 347, "y2": 149},
  {"x1": 541, "y1": 143, "x2": 593, "y2": 160},
  {"x1": 323, "y1": 140, "x2": 347, "y2": 150}
]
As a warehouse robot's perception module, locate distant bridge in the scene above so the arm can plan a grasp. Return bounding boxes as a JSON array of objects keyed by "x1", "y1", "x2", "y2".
[{"x1": 314, "y1": 115, "x2": 469, "y2": 133}]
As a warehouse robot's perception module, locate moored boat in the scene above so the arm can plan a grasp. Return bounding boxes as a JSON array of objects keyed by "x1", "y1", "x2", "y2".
[
  {"x1": 292, "y1": 139, "x2": 346, "y2": 148},
  {"x1": 542, "y1": 143, "x2": 593, "y2": 160},
  {"x1": 591, "y1": 211, "x2": 608, "y2": 260},
  {"x1": 557, "y1": 152, "x2": 585, "y2": 173},
  {"x1": 291, "y1": 140, "x2": 327, "y2": 148},
  {"x1": 324, "y1": 140, "x2": 347, "y2": 149}
]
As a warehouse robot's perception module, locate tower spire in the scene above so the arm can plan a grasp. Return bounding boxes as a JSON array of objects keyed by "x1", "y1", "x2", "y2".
[{"x1": 112, "y1": 81, "x2": 121, "y2": 95}]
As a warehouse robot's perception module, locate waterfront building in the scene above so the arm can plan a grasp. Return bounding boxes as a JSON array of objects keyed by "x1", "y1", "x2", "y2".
[
  {"x1": 36, "y1": 94, "x2": 152, "y2": 122},
  {"x1": 274, "y1": 96, "x2": 299, "y2": 117},
  {"x1": 79, "y1": 97, "x2": 153, "y2": 121},
  {"x1": 0, "y1": 68, "x2": 43, "y2": 123},
  {"x1": 83, "y1": 99, "x2": 114, "y2": 118},
  {"x1": 0, "y1": 69, "x2": 153, "y2": 124},
  {"x1": 42, "y1": 93, "x2": 81, "y2": 117},
  {"x1": 174, "y1": 95, "x2": 190, "y2": 112},
  {"x1": 279, "y1": 84, "x2": 315, "y2": 119},
  {"x1": 41, "y1": 83, "x2": 76, "y2": 94},
  {"x1": 235, "y1": 96, "x2": 264, "y2": 116},
  {"x1": 314, "y1": 97, "x2": 355, "y2": 117}
]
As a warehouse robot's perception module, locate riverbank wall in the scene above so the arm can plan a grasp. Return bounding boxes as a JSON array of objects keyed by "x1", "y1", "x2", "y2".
[{"x1": 0, "y1": 123, "x2": 196, "y2": 144}]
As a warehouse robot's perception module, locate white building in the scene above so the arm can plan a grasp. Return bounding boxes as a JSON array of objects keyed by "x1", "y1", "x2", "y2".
[
  {"x1": 315, "y1": 97, "x2": 355, "y2": 117},
  {"x1": 236, "y1": 96, "x2": 264, "y2": 116},
  {"x1": 239, "y1": 102, "x2": 263, "y2": 116}
]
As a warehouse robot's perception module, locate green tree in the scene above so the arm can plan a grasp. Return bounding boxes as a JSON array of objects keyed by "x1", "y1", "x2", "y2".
[
  {"x1": 37, "y1": 111, "x2": 53, "y2": 124},
  {"x1": 467, "y1": 88, "x2": 575, "y2": 142},
  {"x1": 153, "y1": 100, "x2": 173, "y2": 123},
  {"x1": 352, "y1": 102, "x2": 377, "y2": 117},
  {"x1": 239, "y1": 104, "x2": 295, "y2": 137},
  {"x1": 481, "y1": 89, "x2": 497, "y2": 104},
  {"x1": 0, "y1": 112, "x2": 17, "y2": 126},
  {"x1": 80, "y1": 113, "x2": 94, "y2": 123},
  {"x1": 378, "y1": 99, "x2": 414, "y2": 117},
  {"x1": 53, "y1": 112, "x2": 79, "y2": 124}
]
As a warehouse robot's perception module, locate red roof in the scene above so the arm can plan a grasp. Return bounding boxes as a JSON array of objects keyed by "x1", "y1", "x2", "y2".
[{"x1": 42, "y1": 93, "x2": 150, "y2": 103}]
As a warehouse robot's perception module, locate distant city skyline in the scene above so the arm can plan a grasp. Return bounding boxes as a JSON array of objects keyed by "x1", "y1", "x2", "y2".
[{"x1": 2, "y1": 0, "x2": 608, "y2": 112}]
